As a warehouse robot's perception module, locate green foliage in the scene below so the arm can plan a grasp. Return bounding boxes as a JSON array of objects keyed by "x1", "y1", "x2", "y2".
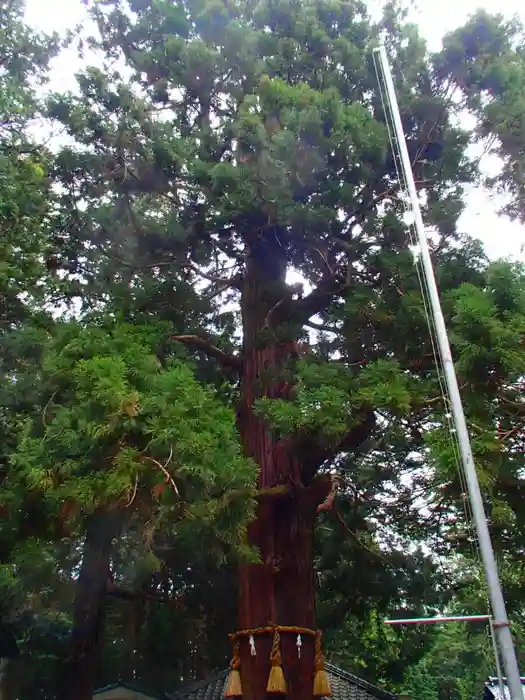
[
  {"x1": 8, "y1": 321, "x2": 256, "y2": 556},
  {"x1": 0, "y1": 9, "x2": 62, "y2": 658},
  {"x1": 256, "y1": 357, "x2": 414, "y2": 444},
  {"x1": 438, "y1": 10, "x2": 525, "y2": 220},
  {"x1": 0, "y1": 0, "x2": 59, "y2": 323},
  {"x1": 402, "y1": 622, "x2": 495, "y2": 700},
  {"x1": 426, "y1": 261, "x2": 525, "y2": 551}
]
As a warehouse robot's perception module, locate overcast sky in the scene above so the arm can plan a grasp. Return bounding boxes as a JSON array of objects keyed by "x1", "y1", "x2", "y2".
[{"x1": 24, "y1": 0, "x2": 525, "y2": 262}]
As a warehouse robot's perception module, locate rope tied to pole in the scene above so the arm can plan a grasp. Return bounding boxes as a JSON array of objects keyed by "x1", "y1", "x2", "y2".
[
  {"x1": 267, "y1": 628, "x2": 287, "y2": 694},
  {"x1": 225, "y1": 636, "x2": 242, "y2": 698}
]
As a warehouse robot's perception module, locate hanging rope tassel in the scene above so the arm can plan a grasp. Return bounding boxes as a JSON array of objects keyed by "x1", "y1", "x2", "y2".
[
  {"x1": 225, "y1": 637, "x2": 242, "y2": 698},
  {"x1": 267, "y1": 628, "x2": 287, "y2": 694},
  {"x1": 313, "y1": 631, "x2": 332, "y2": 697}
]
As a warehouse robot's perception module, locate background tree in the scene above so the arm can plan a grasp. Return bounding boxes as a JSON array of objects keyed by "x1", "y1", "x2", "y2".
[
  {"x1": 0, "y1": 3, "x2": 59, "y2": 697},
  {"x1": 437, "y1": 10, "x2": 525, "y2": 221},
  {"x1": 7, "y1": 319, "x2": 256, "y2": 700}
]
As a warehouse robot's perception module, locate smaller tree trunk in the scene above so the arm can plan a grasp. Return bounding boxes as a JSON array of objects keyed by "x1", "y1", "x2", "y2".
[
  {"x1": 0, "y1": 619, "x2": 20, "y2": 700},
  {"x1": 58, "y1": 510, "x2": 120, "y2": 700},
  {"x1": 0, "y1": 657, "x2": 21, "y2": 700},
  {"x1": 124, "y1": 597, "x2": 144, "y2": 681}
]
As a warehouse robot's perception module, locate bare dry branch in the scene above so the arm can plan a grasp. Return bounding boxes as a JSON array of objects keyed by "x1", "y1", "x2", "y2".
[
  {"x1": 42, "y1": 391, "x2": 57, "y2": 427},
  {"x1": 125, "y1": 474, "x2": 139, "y2": 507},
  {"x1": 316, "y1": 474, "x2": 344, "y2": 514},
  {"x1": 139, "y1": 455, "x2": 179, "y2": 496}
]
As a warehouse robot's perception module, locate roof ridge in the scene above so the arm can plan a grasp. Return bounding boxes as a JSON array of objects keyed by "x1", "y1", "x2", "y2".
[
  {"x1": 169, "y1": 670, "x2": 228, "y2": 700},
  {"x1": 95, "y1": 680, "x2": 168, "y2": 699},
  {"x1": 325, "y1": 662, "x2": 397, "y2": 700}
]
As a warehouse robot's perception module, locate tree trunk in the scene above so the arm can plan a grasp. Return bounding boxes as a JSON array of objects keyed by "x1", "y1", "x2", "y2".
[
  {"x1": 237, "y1": 492, "x2": 320, "y2": 700},
  {"x1": 236, "y1": 230, "x2": 329, "y2": 700},
  {"x1": 0, "y1": 621, "x2": 20, "y2": 700},
  {"x1": 58, "y1": 510, "x2": 120, "y2": 700},
  {"x1": 124, "y1": 597, "x2": 143, "y2": 682},
  {"x1": 0, "y1": 658, "x2": 20, "y2": 700}
]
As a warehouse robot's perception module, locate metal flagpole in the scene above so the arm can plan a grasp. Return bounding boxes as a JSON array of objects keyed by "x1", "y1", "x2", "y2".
[
  {"x1": 490, "y1": 618, "x2": 508, "y2": 700},
  {"x1": 373, "y1": 44, "x2": 523, "y2": 700}
]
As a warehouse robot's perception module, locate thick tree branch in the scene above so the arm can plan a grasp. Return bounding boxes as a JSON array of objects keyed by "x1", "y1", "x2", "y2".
[
  {"x1": 496, "y1": 392, "x2": 525, "y2": 416},
  {"x1": 312, "y1": 475, "x2": 391, "y2": 563},
  {"x1": 170, "y1": 334, "x2": 241, "y2": 370},
  {"x1": 300, "y1": 410, "x2": 377, "y2": 482},
  {"x1": 222, "y1": 485, "x2": 297, "y2": 505},
  {"x1": 342, "y1": 178, "x2": 435, "y2": 233},
  {"x1": 340, "y1": 183, "x2": 399, "y2": 235},
  {"x1": 316, "y1": 474, "x2": 343, "y2": 514},
  {"x1": 304, "y1": 320, "x2": 340, "y2": 334},
  {"x1": 267, "y1": 271, "x2": 347, "y2": 329},
  {"x1": 276, "y1": 178, "x2": 438, "y2": 327},
  {"x1": 96, "y1": 225, "x2": 242, "y2": 291},
  {"x1": 293, "y1": 272, "x2": 347, "y2": 323},
  {"x1": 183, "y1": 260, "x2": 243, "y2": 290}
]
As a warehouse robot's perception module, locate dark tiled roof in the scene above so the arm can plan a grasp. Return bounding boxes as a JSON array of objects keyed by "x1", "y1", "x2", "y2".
[
  {"x1": 324, "y1": 663, "x2": 396, "y2": 700},
  {"x1": 169, "y1": 664, "x2": 396, "y2": 700},
  {"x1": 169, "y1": 671, "x2": 228, "y2": 700},
  {"x1": 94, "y1": 681, "x2": 169, "y2": 699}
]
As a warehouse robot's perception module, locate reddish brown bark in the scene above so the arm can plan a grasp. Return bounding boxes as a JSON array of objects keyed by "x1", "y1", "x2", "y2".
[
  {"x1": 236, "y1": 232, "x2": 330, "y2": 700},
  {"x1": 235, "y1": 224, "x2": 375, "y2": 699},
  {"x1": 237, "y1": 490, "x2": 321, "y2": 700}
]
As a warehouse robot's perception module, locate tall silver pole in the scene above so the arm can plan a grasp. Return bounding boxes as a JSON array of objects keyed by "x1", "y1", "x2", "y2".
[
  {"x1": 374, "y1": 44, "x2": 523, "y2": 700},
  {"x1": 490, "y1": 618, "x2": 507, "y2": 700}
]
